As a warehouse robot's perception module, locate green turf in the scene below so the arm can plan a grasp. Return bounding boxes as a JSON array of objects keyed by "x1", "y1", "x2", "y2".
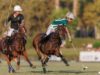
[{"x1": 0, "y1": 60, "x2": 100, "y2": 75}]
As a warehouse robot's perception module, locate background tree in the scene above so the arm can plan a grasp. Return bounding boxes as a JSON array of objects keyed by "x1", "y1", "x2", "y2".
[
  {"x1": 73, "y1": 0, "x2": 79, "y2": 17},
  {"x1": 82, "y1": 0, "x2": 100, "y2": 38},
  {"x1": 0, "y1": 0, "x2": 96, "y2": 38},
  {"x1": 55, "y1": 0, "x2": 60, "y2": 10}
]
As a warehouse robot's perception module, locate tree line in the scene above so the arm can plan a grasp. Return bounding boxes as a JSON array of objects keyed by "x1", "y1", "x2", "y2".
[{"x1": 0, "y1": 0, "x2": 99, "y2": 38}]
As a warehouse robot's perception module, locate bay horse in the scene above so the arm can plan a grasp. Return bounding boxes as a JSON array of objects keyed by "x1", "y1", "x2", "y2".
[
  {"x1": 0, "y1": 37, "x2": 15, "y2": 73},
  {"x1": 0, "y1": 25, "x2": 34, "y2": 73},
  {"x1": 32, "y1": 25, "x2": 69, "y2": 73},
  {"x1": 11, "y1": 25, "x2": 35, "y2": 69}
]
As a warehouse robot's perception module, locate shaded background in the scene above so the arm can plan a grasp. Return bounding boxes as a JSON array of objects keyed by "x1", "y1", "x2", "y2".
[{"x1": 0, "y1": 0, "x2": 100, "y2": 49}]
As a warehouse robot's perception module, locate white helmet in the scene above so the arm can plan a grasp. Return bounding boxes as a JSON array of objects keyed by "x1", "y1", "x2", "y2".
[
  {"x1": 66, "y1": 12, "x2": 75, "y2": 19},
  {"x1": 14, "y1": 5, "x2": 22, "y2": 12}
]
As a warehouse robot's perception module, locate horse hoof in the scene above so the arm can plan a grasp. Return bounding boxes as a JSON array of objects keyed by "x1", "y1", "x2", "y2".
[
  {"x1": 43, "y1": 67, "x2": 46, "y2": 73},
  {"x1": 12, "y1": 69, "x2": 16, "y2": 73},
  {"x1": 8, "y1": 67, "x2": 11, "y2": 73},
  {"x1": 8, "y1": 70, "x2": 15, "y2": 73},
  {"x1": 66, "y1": 64, "x2": 70, "y2": 66},
  {"x1": 32, "y1": 65, "x2": 36, "y2": 68},
  {"x1": 8, "y1": 70, "x2": 11, "y2": 73},
  {"x1": 30, "y1": 64, "x2": 36, "y2": 68}
]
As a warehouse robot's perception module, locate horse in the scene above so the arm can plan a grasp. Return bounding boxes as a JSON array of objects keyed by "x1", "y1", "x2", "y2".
[
  {"x1": 32, "y1": 25, "x2": 69, "y2": 73},
  {"x1": 0, "y1": 25, "x2": 34, "y2": 73},
  {"x1": 0, "y1": 37, "x2": 16, "y2": 73},
  {"x1": 11, "y1": 25, "x2": 35, "y2": 69}
]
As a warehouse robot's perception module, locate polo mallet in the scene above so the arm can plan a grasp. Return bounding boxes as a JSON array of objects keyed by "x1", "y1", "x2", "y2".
[
  {"x1": 70, "y1": 41, "x2": 78, "y2": 60},
  {"x1": 70, "y1": 42, "x2": 77, "y2": 52},
  {"x1": 66, "y1": 24, "x2": 88, "y2": 70},
  {"x1": 70, "y1": 42, "x2": 88, "y2": 70}
]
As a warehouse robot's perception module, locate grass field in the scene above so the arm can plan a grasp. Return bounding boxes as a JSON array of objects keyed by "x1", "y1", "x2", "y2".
[
  {"x1": 0, "y1": 59, "x2": 100, "y2": 75},
  {"x1": 0, "y1": 44, "x2": 99, "y2": 75}
]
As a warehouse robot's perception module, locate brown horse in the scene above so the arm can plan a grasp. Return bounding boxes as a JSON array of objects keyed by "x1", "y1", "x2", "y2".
[
  {"x1": 11, "y1": 25, "x2": 35, "y2": 70},
  {"x1": 0, "y1": 25, "x2": 34, "y2": 73},
  {"x1": 0, "y1": 37, "x2": 16, "y2": 73},
  {"x1": 33, "y1": 25, "x2": 69, "y2": 73}
]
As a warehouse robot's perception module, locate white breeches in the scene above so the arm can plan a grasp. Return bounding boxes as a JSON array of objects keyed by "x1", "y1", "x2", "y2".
[
  {"x1": 62, "y1": 39, "x2": 66, "y2": 45},
  {"x1": 7, "y1": 28, "x2": 15, "y2": 36},
  {"x1": 46, "y1": 25, "x2": 55, "y2": 35}
]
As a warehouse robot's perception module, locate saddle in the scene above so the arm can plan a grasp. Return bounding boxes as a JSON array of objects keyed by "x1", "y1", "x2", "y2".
[
  {"x1": 40, "y1": 33, "x2": 49, "y2": 51},
  {"x1": 5, "y1": 30, "x2": 26, "y2": 45},
  {"x1": 5, "y1": 36, "x2": 13, "y2": 45},
  {"x1": 40, "y1": 33, "x2": 47, "y2": 43}
]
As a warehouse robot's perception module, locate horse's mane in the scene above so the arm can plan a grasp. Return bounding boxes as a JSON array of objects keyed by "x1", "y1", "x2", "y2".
[{"x1": 56, "y1": 25, "x2": 67, "y2": 39}]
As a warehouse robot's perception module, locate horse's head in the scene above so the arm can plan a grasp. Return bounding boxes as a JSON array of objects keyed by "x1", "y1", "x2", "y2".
[
  {"x1": 55, "y1": 25, "x2": 67, "y2": 39},
  {"x1": 12, "y1": 25, "x2": 26, "y2": 40}
]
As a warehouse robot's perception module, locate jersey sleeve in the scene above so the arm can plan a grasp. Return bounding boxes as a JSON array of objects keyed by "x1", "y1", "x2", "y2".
[
  {"x1": 5, "y1": 15, "x2": 12, "y2": 25},
  {"x1": 7, "y1": 14, "x2": 12, "y2": 22},
  {"x1": 19, "y1": 14, "x2": 24, "y2": 25},
  {"x1": 63, "y1": 20, "x2": 68, "y2": 27},
  {"x1": 8, "y1": 16, "x2": 11, "y2": 22},
  {"x1": 20, "y1": 14, "x2": 24, "y2": 21},
  {"x1": 51, "y1": 19, "x2": 68, "y2": 26}
]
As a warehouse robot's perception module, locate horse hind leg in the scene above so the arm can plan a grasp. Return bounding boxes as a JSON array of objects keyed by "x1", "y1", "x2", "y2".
[
  {"x1": 41, "y1": 55, "x2": 49, "y2": 66},
  {"x1": 4, "y1": 55, "x2": 15, "y2": 73},
  {"x1": 23, "y1": 51, "x2": 36, "y2": 68},
  {"x1": 8, "y1": 64, "x2": 15, "y2": 73},
  {"x1": 43, "y1": 57, "x2": 49, "y2": 65},
  {"x1": 55, "y1": 49, "x2": 69, "y2": 66}
]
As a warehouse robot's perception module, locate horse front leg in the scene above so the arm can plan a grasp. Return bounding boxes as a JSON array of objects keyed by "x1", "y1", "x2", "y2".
[
  {"x1": 35, "y1": 48, "x2": 48, "y2": 73},
  {"x1": 41, "y1": 54, "x2": 49, "y2": 65},
  {"x1": 35, "y1": 47, "x2": 48, "y2": 73},
  {"x1": 41, "y1": 61, "x2": 47, "y2": 73},
  {"x1": 41, "y1": 54, "x2": 49, "y2": 73},
  {"x1": 23, "y1": 51, "x2": 36, "y2": 68},
  {"x1": 11, "y1": 49, "x2": 20, "y2": 70},
  {"x1": 43, "y1": 56, "x2": 49, "y2": 65},
  {"x1": 35, "y1": 45, "x2": 46, "y2": 60}
]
